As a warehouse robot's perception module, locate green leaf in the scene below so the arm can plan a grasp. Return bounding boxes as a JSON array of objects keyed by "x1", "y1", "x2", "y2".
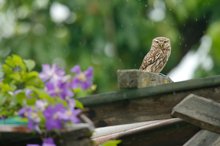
[
  {"x1": 0, "y1": 83, "x2": 14, "y2": 93},
  {"x1": 75, "y1": 99, "x2": 84, "y2": 109},
  {"x1": 73, "y1": 88, "x2": 82, "y2": 94},
  {"x1": 24, "y1": 59, "x2": 36, "y2": 71},
  {"x1": 26, "y1": 97, "x2": 37, "y2": 106},
  {"x1": 2, "y1": 54, "x2": 26, "y2": 83},
  {"x1": 4, "y1": 55, "x2": 26, "y2": 72},
  {"x1": 100, "y1": 140, "x2": 122, "y2": 146},
  {"x1": 9, "y1": 72, "x2": 22, "y2": 81},
  {"x1": 24, "y1": 71, "x2": 43, "y2": 88},
  {"x1": 0, "y1": 95, "x2": 7, "y2": 105},
  {"x1": 16, "y1": 92, "x2": 27, "y2": 105}
]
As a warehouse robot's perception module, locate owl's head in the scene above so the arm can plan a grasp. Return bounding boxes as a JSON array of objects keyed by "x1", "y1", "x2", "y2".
[{"x1": 152, "y1": 37, "x2": 171, "y2": 50}]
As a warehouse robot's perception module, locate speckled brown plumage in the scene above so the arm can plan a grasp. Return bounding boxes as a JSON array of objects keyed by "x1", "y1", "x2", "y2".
[{"x1": 140, "y1": 37, "x2": 171, "y2": 73}]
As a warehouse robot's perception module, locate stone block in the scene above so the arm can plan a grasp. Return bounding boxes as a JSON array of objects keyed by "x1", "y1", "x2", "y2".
[{"x1": 117, "y1": 69, "x2": 172, "y2": 89}]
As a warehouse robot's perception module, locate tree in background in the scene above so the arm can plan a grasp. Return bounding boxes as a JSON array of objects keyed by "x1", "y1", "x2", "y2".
[{"x1": 0, "y1": 0, "x2": 220, "y2": 92}]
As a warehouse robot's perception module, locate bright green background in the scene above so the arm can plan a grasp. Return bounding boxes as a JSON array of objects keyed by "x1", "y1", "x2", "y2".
[{"x1": 0, "y1": 0, "x2": 220, "y2": 92}]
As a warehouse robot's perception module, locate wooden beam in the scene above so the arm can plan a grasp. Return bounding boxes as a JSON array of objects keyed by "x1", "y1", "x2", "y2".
[
  {"x1": 0, "y1": 124, "x2": 93, "y2": 146},
  {"x1": 80, "y1": 75, "x2": 220, "y2": 106},
  {"x1": 184, "y1": 130, "x2": 220, "y2": 146},
  {"x1": 79, "y1": 76, "x2": 220, "y2": 127},
  {"x1": 93, "y1": 118, "x2": 199, "y2": 146},
  {"x1": 93, "y1": 118, "x2": 182, "y2": 144},
  {"x1": 172, "y1": 94, "x2": 220, "y2": 134}
]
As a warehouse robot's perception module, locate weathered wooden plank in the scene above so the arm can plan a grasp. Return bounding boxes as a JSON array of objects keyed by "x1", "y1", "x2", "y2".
[
  {"x1": 93, "y1": 120, "x2": 165, "y2": 140},
  {"x1": 93, "y1": 118, "x2": 199, "y2": 146},
  {"x1": 172, "y1": 94, "x2": 220, "y2": 134},
  {"x1": 184, "y1": 130, "x2": 220, "y2": 146},
  {"x1": 93, "y1": 119, "x2": 180, "y2": 143},
  {"x1": 80, "y1": 76, "x2": 220, "y2": 127},
  {"x1": 0, "y1": 125, "x2": 39, "y2": 146},
  {"x1": 0, "y1": 124, "x2": 93, "y2": 146},
  {"x1": 55, "y1": 124, "x2": 94, "y2": 146},
  {"x1": 117, "y1": 69, "x2": 172, "y2": 88},
  {"x1": 81, "y1": 75, "x2": 220, "y2": 106}
]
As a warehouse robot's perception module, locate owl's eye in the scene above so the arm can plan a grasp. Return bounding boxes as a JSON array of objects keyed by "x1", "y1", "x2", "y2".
[{"x1": 155, "y1": 40, "x2": 159, "y2": 43}]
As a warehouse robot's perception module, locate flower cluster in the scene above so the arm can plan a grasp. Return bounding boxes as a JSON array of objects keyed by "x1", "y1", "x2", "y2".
[
  {"x1": 18, "y1": 99, "x2": 81, "y2": 131},
  {"x1": 40, "y1": 64, "x2": 73, "y2": 99},
  {"x1": 0, "y1": 55, "x2": 94, "y2": 146},
  {"x1": 23, "y1": 64, "x2": 93, "y2": 145},
  {"x1": 19, "y1": 64, "x2": 93, "y2": 146},
  {"x1": 71, "y1": 65, "x2": 93, "y2": 90},
  {"x1": 41, "y1": 64, "x2": 93, "y2": 99}
]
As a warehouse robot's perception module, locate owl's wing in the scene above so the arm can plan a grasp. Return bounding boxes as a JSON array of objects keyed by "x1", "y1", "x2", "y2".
[{"x1": 140, "y1": 49, "x2": 163, "y2": 69}]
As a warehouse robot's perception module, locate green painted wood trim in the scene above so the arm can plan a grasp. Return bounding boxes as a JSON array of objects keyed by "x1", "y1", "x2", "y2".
[
  {"x1": 80, "y1": 75, "x2": 220, "y2": 106},
  {"x1": 0, "y1": 116, "x2": 27, "y2": 125}
]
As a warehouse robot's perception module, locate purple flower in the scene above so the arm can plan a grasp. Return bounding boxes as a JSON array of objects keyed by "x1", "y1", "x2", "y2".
[
  {"x1": 69, "y1": 108, "x2": 81, "y2": 123},
  {"x1": 18, "y1": 107, "x2": 40, "y2": 130},
  {"x1": 26, "y1": 138, "x2": 56, "y2": 146},
  {"x1": 25, "y1": 89, "x2": 32, "y2": 98},
  {"x1": 39, "y1": 64, "x2": 65, "y2": 82},
  {"x1": 43, "y1": 103, "x2": 81, "y2": 130},
  {"x1": 67, "y1": 98, "x2": 76, "y2": 109},
  {"x1": 27, "y1": 119, "x2": 40, "y2": 131},
  {"x1": 45, "y1": 80, "x2": 73, "y2": 99},
  {"x1": 66, "y1": 98, "x2": 81, "y2": 123},
  {"x1": 36, "y1": 100, "x2": 48, "y2": 111},
  {"x1": 71, "y1": 65, "x2": 81, "y2": 74},
  {"x1": 54, "y1": 98, "x2": 81, "y2": 123},
  {"x1": 71, "y1": 65, "x2": 93, "y2": 90},
  {"x1": 42, "y1": 138, "x2": 56, "y2": 146},
  {"x1": 14, "y1": 89, "x2": 22, "y2": 95},
  {"x1": 16, "y1": 64, "x2": 90, "y2": 135},
  {"x1": 43, "y1": 104, "x2": 66, "y2": 130},
  {"x1": 18, "y1": 107, "x2": 32, "y2": 117},
  {"x1": 56, "y1": 108, "x2": 81, "y2": 124}
]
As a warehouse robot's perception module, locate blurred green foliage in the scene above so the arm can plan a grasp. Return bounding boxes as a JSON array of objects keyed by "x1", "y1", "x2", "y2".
[
  {"x1": 1, "y1": 0, "x2": 220, "y2": 92},
  {"x1": 100, "y1": 140, "x2": 121, "y2": 146},
  {"x1": 0, "y1": 55, "x2": 44, "y2": 116}
]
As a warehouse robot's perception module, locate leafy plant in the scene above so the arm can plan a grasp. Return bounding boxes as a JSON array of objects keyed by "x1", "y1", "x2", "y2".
[
  {"x1": 0, "y1": 54, "x2": 95, "y2": 146},
  {"x1": 0, "y1": 55, "x2": 44, "y2": 117}
]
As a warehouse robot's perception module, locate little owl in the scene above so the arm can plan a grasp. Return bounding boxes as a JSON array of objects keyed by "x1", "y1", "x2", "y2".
[{"x1": 139, "y1": 37, "x2": 171, "y2": 73}]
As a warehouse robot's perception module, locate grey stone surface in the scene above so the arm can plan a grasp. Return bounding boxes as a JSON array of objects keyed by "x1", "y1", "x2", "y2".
[{"x1": 117, "y1": 69, "x2": 173, "y2": 89}]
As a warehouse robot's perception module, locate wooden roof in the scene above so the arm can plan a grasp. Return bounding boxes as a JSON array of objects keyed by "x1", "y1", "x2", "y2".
[{"x1": 80, "y1": 75, "x2": 220, "y2": 127}]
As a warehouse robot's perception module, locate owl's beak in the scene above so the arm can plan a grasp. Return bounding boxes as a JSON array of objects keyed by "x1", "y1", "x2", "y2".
[{"x1": 159, "y1": 44, "x2": 163, "y2": 48}]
